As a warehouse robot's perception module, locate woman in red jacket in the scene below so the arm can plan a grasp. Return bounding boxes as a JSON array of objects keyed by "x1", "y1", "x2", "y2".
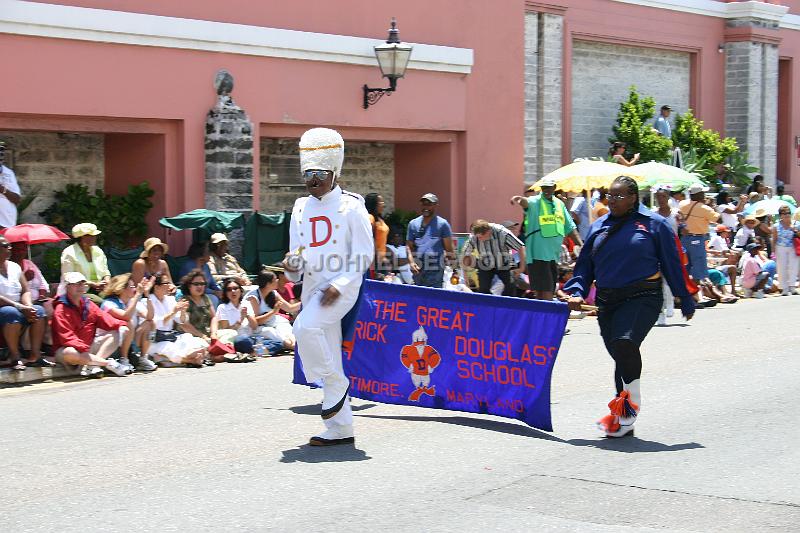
[{"x1": 52, "y1": 272, "x2": 132, "y2": 378}]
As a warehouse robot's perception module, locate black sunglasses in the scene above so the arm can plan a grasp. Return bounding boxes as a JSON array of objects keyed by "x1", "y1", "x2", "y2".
[
  {"x1": 0, "y1": 243, "x2": 10, "y2": 249},
  {"x1": 190, "y1": 281, "x2": 208, "y2": 287}
]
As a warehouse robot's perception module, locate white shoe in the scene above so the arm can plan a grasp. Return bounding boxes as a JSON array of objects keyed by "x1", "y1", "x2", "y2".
[
  {"x1": 656, "y1": 313, "x2": 667, "y2": 326},
  {"x1": 105, "y1": 359, "x2": 132, "y2": 376},
  {"x1": 309, "y1": 425, "x2": 355, "y2": 446},
  {"x1": 80, "y1": 365, "x2": 102, "y2": 378},
  {"x1": 755, "y1": 290, "x2": 765, "y2": 299},
  {"x1": 781, "y1": 290, "x2": 790, "y2": 297},
  {"x1": 118, "y1": 357, "x2": 134, "y2": 372},
  {"x1": 665, "y1": 308, "x2": 674, "y2": 318},
  {"x1": 743, "y1": 288, "x2": 753, "y2": 298},
  {"x1": 136, "y1": 357, "x2": 158, "y2": 372}
]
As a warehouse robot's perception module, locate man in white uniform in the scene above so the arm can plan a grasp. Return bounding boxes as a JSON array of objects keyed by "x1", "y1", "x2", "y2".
[
  {"x1": 0, "y1": 142, "x2": 21, "y2": 230},
  {"x1": 283, "y1": 128, "x2": 374, "y2": 446}
]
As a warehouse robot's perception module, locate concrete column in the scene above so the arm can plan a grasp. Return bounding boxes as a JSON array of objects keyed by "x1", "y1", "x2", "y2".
[
  {"x1": 724, "y1": 20, "x2": 780, "y2": 188},
  {"x1": 523, "y1": 12, "x2": 539, "y2": 185},
  {"x1": 524, "y1": 10, "x2": 563, "y2": 184},
  {"x1": 205, "y1": 70, "x2": 253, "y2": 256}
]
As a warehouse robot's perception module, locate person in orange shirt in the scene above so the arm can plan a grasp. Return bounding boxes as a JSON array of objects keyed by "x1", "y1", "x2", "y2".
[
  {"x1": 365, "y1": 193, "x2": 390, "y2": 277},
  {"x1": 399, "y1": 326, "x2": 441, "y2": 401},
  {"x1": 678, "y1": 184, "x2": 719, "y2": 281}
]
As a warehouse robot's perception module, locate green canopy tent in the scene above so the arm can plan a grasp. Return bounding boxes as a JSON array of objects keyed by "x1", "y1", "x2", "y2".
[
  {"x1": 159, "y1": 209, "x2": 245, "y2": 243},
  {"x1": 159, "y1": 209, "x2": 246, "y2": 275},
  {"x1": 242, "y1": 212, "x2": 291, "y2": 273}
]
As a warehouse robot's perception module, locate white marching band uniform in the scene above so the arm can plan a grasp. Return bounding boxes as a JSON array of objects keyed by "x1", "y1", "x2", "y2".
[{"x1": 286, "y1": 128, "x2": 374, "y2": 444}]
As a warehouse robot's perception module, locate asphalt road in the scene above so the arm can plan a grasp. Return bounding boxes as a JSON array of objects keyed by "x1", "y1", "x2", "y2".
[{"x1": 1, "y1": 295, "x2": 798, "y2": 532}]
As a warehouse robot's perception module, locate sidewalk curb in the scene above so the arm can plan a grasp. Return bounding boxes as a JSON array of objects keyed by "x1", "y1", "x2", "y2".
[{"x1": 1, "y1": 365, "x2": 78, "y2": 385}]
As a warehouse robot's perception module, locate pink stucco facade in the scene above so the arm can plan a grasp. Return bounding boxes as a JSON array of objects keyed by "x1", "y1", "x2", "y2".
[{"x1": 2, "y1": 0, "x2": 800, "y2": 243}]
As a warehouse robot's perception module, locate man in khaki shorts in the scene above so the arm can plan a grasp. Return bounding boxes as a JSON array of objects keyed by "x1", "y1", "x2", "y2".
[{"x1": 52, "y1": 272, "x2": 132, "y2": 377}]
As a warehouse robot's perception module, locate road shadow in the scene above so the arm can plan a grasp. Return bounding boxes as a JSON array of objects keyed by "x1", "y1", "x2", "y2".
[
  {"x1": 280, "y1": 444, "x2": 372, "y2": 463},
  {"x1": 355, "y1": 413, "x2": 564, "y2": 442},
  {"x1": 566, "y1": 437, "x2": 704, "y2": 453},
  {"x1": 654, "y1": 323, "x2": 690, "y2": 328},
  {"x1": 262, "y1": 403, "x2": 378, "y2": 415}
]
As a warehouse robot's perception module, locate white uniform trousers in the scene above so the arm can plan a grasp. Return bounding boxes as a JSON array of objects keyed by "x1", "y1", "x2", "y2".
[{"x1": 293, "y1": 286, "x2": 359, "y2": 431}]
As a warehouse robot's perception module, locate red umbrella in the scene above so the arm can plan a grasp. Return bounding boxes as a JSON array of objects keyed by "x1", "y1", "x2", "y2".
[{"x1": 0, "y1": 224, "x2": 70, "y2": 245}]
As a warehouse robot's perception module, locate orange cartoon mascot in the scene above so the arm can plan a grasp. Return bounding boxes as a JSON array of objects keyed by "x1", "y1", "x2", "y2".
[{"x1": 400, "y1": 326, "x2": 441, "y2": 401}]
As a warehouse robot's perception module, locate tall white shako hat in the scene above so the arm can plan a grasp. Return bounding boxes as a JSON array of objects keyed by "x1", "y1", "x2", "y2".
[
  {"x1": 299, "y1": 128, "x2": 345, "y2": 178},
  {"x1": 412, "y1": 326, "x2": 428, "y2": 344}
]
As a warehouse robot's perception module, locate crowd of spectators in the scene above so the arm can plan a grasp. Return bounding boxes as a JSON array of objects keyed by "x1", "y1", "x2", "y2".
[
  {"x1": 366, "y1": 175, "x2": 800, "y2": 329},
  {"x1": 0, "y1": 219, "x2": 299, "y2": 375}
]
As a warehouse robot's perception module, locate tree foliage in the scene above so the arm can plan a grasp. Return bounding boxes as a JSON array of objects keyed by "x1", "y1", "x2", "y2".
[
  {"x1": 610, "y1": 86, "x2": 673, "y2": 163},
  {"x1": 40, "y1": 182, "x2": 155, "y2": 249},
  {"x1": 672, "y1": 110, "x2": 738, "y2": 169}
]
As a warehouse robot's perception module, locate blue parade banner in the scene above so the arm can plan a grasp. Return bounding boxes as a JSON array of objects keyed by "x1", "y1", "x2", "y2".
[{"x1": 293, "y1": 280, "x2": 569, "y2": 432}]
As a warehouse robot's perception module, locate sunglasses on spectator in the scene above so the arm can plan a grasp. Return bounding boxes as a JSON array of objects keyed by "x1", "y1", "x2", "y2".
[
  {"x1": 190, "y1": 281, "x2": 208, "y2": 287},
  {"x1": 0, "y1": 243, "x2": 10, "y2": 249},
  {"x1": 302, "y1": 169, "x2": 333, "y2": 182}
]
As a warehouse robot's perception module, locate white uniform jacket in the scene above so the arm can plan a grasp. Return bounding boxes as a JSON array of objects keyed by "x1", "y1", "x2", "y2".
[{"x1": 285, "y1": 186, "x2": 374, "y2": 301}]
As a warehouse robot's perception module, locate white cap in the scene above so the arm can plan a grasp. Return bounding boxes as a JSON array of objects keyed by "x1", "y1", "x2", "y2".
[
  {"x1": 299, "y1": 128, "x2": 345, "y2": 178},
  {"x1": 64, "y1": 272, "x2": 87, "y2": 284},
  {"x1": 412, "y1": 326, "x2": 427, "y2": 343},
  {"x1": 539, "y1": 177, "x2": 557, "y2": 188},
  {"x1": 687, "y1": 184, "x2": 709, "y2": 194},
  {"x1": 210, "y1": 233, "x2": 228, "y2": 244}
]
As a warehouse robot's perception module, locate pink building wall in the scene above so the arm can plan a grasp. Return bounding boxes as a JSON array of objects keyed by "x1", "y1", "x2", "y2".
[{"x1": 6, "y1": 0, "x2": 526, "y2": 233}]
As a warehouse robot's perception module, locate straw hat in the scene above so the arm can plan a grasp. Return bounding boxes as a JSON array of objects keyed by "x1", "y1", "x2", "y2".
[
  {"x1": 753, "y1": 208, "x2": 768, "y2": 219},
  {"x1": 140, "y1": 237, "x2": 169, "y2": 258}
]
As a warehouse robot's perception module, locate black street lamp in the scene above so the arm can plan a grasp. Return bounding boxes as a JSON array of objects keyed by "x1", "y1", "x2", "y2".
[{"x1": 363, "y1": 18, "x2": 413, "y2": 109}]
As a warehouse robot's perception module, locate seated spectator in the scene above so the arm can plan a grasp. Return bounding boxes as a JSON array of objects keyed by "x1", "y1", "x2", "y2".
[
  {"x1": 732, "y1": 216, "x2": 758, "y2": 251},
  {"x1": 100, "y1": 274, "x2": 157, "y2": 372},
  {"x1": 705, "y1": 268, "x2": 738, "y2": 303},
  {"x1": 609, "y1": 142, "x2": 640, "y2": 167},
  {"x1": 708, "y1": 225, "x2": 732, "y2": 255},
  {"x1": 10, "y1": 240, "x2": 53, "y2": 317},
  {"x1": 262, "y1": 264, "x2": 299, "y2": 321},
  {"x1": 208, "y1": 233, "x2": 249, "y2": 286},
  {"x1": 60, "y1": 223, "x2": 110, "y2": 304},
  {"x1": 211, "y1": 277, "x2": 257, "y2": 356},
  {"x1": 177, "y1": 269, "x2": 215, "y2": 344},
  {"x1": 753, "y1": 208, "x2": 773, "y2": 258},
  {"x1": 131, "y1": 237, "x2": 173, "y2": 285},
  {"x1": 245, "y1": 268, "x2": 299, "y2": 350},
  {"x1": 556, "y1": 267, "x2": 573, "y2": 302},
  {"x1": 145, "y1": 273, "x2": 206, "y2": 367},
  {"x1": 52, "y1": 272, "x2": 131, "y2": 377},
  {"x1": 0, "y1": 236, "x2": 48, "y2": 371},
  {"x1": 741, "y1": 243, "x2": 770, "y2": 298},
  {"x1": 178, "y1": 242, "x2": 221, "y2": 305}
]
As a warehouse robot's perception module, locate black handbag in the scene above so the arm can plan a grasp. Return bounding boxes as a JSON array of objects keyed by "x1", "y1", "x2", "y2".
[{"x1": 153, "y1": 329, "x2": 180, "y2": 343}]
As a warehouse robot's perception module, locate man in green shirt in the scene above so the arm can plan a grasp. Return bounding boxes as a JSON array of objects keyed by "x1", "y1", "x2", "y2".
[{"x1": 511, "y1": 177, "x2": 583, "y2": 301}]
